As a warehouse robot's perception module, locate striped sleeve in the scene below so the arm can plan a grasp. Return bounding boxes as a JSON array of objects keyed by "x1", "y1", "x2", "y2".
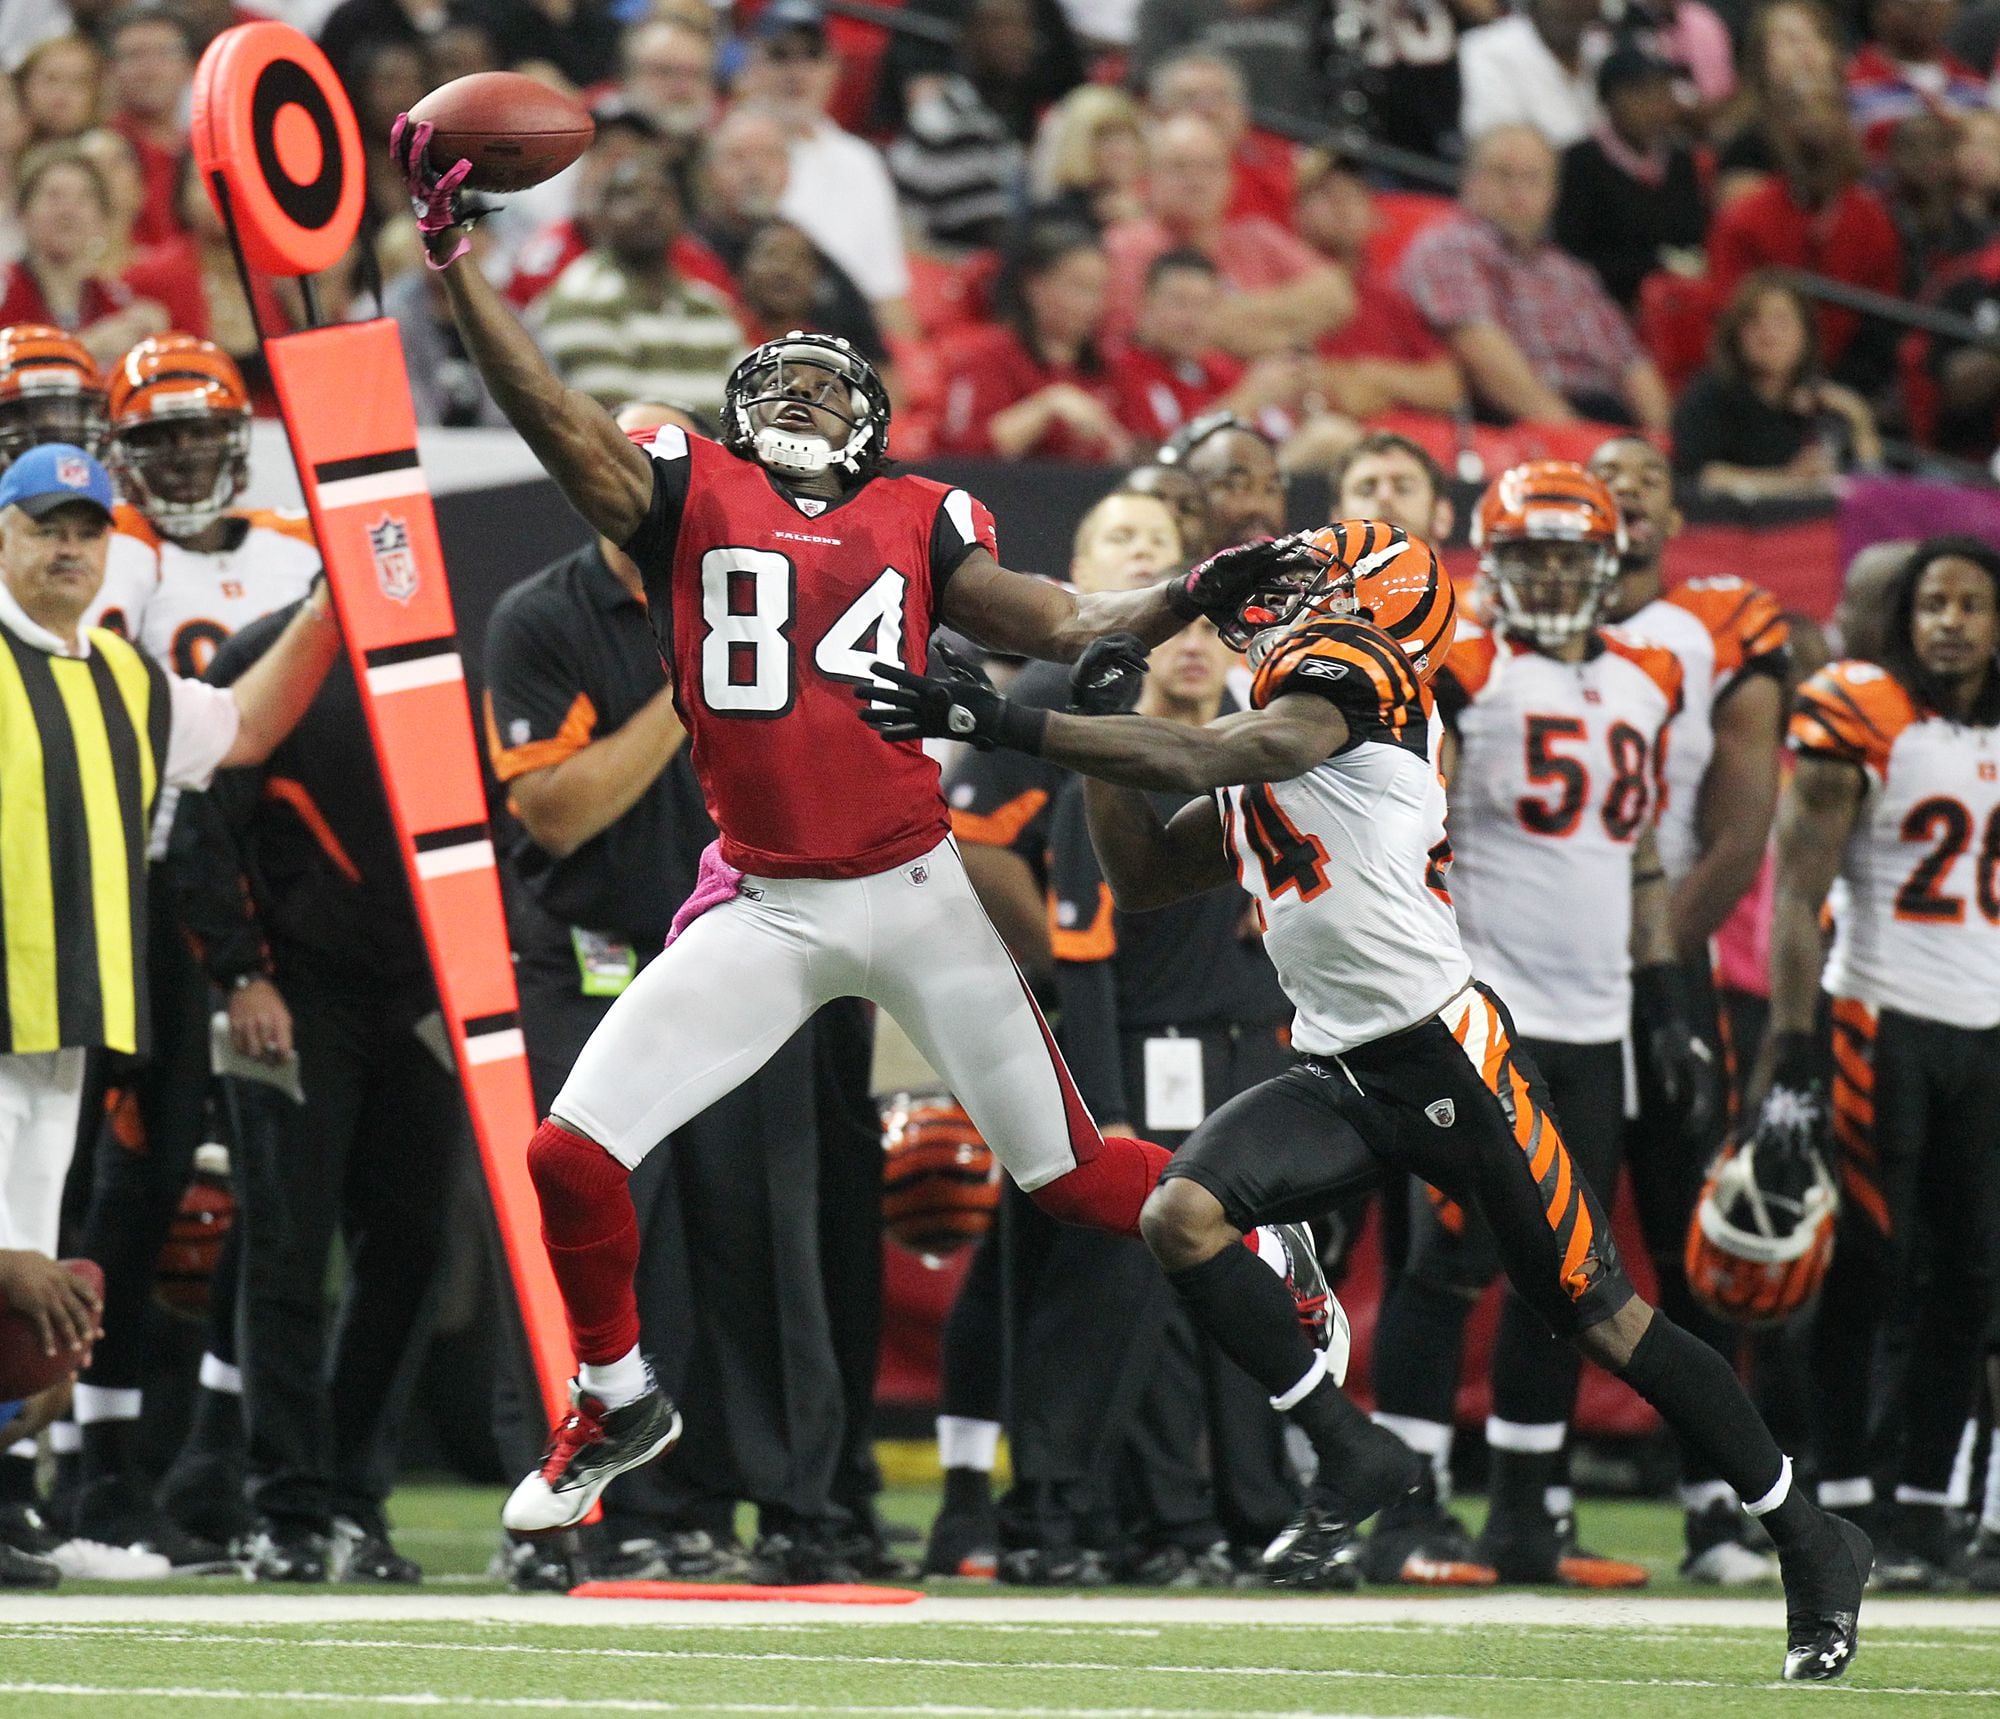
[
  {"x1": 1788, "y1": 662, "x2": 1912, "y2": 777},
  {"x1": 1669, "y1": 577, "x2": 1790, "y2": 688},
  {"x1": 1251, "y1": 617, "x2": 1421, "y2": 721}
]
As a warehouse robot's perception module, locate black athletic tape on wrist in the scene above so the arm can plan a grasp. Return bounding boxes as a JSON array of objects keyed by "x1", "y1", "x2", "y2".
[
  {"x1": 1166, "y1": 574, "x2": 1204, "y2": 622},
  {"x1": 1770, "y1": 1029, "x2": 1829, "y2": 1090},
  {"x1": 995, "y1": 700, "x2": 1049, "y2": 755}
]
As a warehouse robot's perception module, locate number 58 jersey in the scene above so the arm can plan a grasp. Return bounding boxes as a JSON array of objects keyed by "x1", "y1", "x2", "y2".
[
  {"x1": 625, "y1": 428, "x2": 997, "y2": 879},
  {"x1": 1791, "y1": 659, "x2": 2000, "y2": 1028},
  {"x1": 1219, "y1": 616, "x2": 1470, "y2": 1056},
  {"x1": 1436, "y1": 623, "x2": 1682, "y2": 1044}
]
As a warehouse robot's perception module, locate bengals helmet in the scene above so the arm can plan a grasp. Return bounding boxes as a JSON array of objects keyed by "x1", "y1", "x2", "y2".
[
  {"x1": 105, "y1": 334, "x2": 251, "y2": 540},
  {"x1": 1684, "y1": 1120, "x2": 1839, "y2": 1326},
  {"x1": 0, "y1": 324, "x2": 107, "y2": 468},
  {"x1": 722, "y1": 332, "x2": 890, "y2": 483},
  {"x1": 1225, "y1": 520, "x2": 1457, "y2": 683},
  {"x1": 881, "y1": 1093, "x2": 998, "y2": 1263},
  {"x1": 1471, "y1": 461, "x2": 1626, "y2": 651}
]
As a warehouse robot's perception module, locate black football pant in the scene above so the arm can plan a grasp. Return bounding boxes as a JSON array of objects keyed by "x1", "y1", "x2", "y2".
[
  {"x1": 232, "y1": 973, "x2": 461, "y2": 1534},
  {"x1": 1813, "y1": 1001, "x2": 2000, "y2": 1504},
  {"x1": 1371, "y1": 1037, "x2": 1625, "y2": 1468},
  {"x1": 74, "y1": 873, "x2": 213, "y2": 1410}
]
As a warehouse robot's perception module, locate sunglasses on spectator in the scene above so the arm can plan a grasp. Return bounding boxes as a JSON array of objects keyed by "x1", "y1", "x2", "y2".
[{"x1": 761, "y1": 34, "x2": 826, "y2": 62}]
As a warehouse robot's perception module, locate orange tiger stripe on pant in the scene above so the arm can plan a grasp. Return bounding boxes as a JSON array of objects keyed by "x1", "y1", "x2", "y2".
[
  {"x1": 1829, "y1": 996, "x2": 1889, "y2": 1233},
  {"x1": 1443, "y1": 989, "x2": 1599, "y2": 1301}
]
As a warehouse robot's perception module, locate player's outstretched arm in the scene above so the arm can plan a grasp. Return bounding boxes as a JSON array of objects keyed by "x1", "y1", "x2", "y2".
[
  {"x1": 1672, "y1": 672, "x2": 1784, "y2": 961},
  {"x1": 1082, "y1": 779, "x2": 1234, "y2": 912},
  {"x1": 860, "y1": 655, "x2": 1343, "y2": 793},
  {"x1": 939, "y1": 540, "x2": 1304, "y2": 663},
  {"x1": 390, "y1": 118, "x2": 653, "y2": 546}
]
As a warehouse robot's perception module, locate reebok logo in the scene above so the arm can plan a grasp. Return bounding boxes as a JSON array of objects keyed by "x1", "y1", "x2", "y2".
[
  {"x1": 1295, "y1": 658, "x2": 1349, "y2": 681},
  {"x1": 1425, "y1": 1098, "x2": 1455, "y2": 1128}
]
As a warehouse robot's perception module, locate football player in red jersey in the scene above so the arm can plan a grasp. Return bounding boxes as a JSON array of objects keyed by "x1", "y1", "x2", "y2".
[{"x1": 393, "y1": 120, "x2": 1292, "y2": 1531}]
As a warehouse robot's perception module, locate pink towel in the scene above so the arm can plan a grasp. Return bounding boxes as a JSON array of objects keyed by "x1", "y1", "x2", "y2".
[{"x1": 666, "y1": 840, "x2": 745, "y2": 948}]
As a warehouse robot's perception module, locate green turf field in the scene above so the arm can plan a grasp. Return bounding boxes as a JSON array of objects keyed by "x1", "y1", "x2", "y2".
[{"x1": 4, "y1": 1483, "x2": 1998, "y2": 1717}]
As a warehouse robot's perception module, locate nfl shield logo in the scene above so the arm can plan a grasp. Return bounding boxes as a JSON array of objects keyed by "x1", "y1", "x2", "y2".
[
  {"x1": 368, "y1": 514, "x2": 419, "y2": 604},
  {"x1": 795, "y1": 497, "x2": 828, "y2": 517},
  {"x1": 908, "y1": 862, "x2": 929, "y2": 885},
  {"x1": 56, "y1": 454, "x2": 89, "y2": 488},
  {"x1": 1425, "y1": 1098, "x2": 1455, "y2": 1128}
]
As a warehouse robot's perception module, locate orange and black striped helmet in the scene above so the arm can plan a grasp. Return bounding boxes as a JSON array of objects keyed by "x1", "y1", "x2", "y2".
[
  {"x1": 105, "y1": 334, "x2": 251, "y2": 538},
  {"x1": 881, "y1": 1093, "x2": 999, "y2": 1263},
  {"x1": 1471, "y1": 461, "x2": 1625, "y2": 649},
  {"x1": 0, "y1": 323, "x2": 107, "y2": 466},
  {"x1": 1684, "y1": 1133, "x2": 1838, "y2": 1327},
  {"x1": 1231, "y1": 520, "x2": 1456, "y2": 683}
]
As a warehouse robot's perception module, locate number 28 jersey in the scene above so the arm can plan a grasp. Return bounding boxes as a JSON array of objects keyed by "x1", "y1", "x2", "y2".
[
  {"x1": 625, "y1": 428, "x2": 996, "y2": 879},
  {"x1": 1790, "y1": 659, "x2": 2000, "y2": 1029},
  {"x1": 1220, "y1": 615, "x2": 1469, "y2": 1056}
]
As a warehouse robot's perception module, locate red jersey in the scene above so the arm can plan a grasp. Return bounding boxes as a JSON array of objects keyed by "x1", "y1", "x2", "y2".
[{"x1": 625, "y1": 428, "x2": 998, "y2": 878}]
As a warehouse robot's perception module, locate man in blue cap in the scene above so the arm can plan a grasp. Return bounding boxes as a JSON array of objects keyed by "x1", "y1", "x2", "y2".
[{"x1": 0, "y1": 443, "x2": 344, "y2": 1583}]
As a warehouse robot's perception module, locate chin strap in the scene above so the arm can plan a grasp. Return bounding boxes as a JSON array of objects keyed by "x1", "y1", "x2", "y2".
[{"x1": 752, "y1": 426, "x2": 835, "y2": 476}]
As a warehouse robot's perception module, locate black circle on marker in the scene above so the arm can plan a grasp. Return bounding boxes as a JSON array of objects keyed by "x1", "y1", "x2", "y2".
[{"x1": 250, "y1": 58, "x2": 341, "y2": 231}]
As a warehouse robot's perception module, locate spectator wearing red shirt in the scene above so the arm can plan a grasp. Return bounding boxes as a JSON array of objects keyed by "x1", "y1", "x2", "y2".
[
  {"x1": 104, "y1": 7, "x2": 193, "y2": 251},
  {"x1": 1398, "y1": 124, "x2": 1670, "y2": 429},
  {"x1": 1108, "y1": 248, "x2": 1325, "y2": 443},
  {"x1": 1847, "y1": 0, "x2": 1987, "y2": 160},
  {"x1": 0, "y1": 145, "x2": 163, "y2": 364},
  {"x1": 1291, "y1": 147, "x2": 1466, "y2": 419},
  {"x1": 1102, "y1": 113, "x2": 1353, "y2": 356},
  {"x1": 1144, "y1": 49, "x2": 1295, "y2": 228},
  {"x1": 122, "y1": 154, "x2": 295, "y2": 414},
  {"x1": 936, "y1": 217, "x2": 1132, "y2": 462},
  {"x1": 1706, "y1": 92, "x2": 1903, "y2": 387}
]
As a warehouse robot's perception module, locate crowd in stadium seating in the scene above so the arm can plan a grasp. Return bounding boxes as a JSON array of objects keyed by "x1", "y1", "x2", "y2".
[{"x1": 16, "y1": 0, "x2": 2000, "y2": 477}]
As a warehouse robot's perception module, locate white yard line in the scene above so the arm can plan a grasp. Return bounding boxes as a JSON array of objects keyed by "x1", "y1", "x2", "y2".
[
  {"x1": 0, "y1": 1688, "x2": 1465, "y2": 1719},
  {"x1": 0, "y1": 1593, "x2": 1997, "y2": 1630}
]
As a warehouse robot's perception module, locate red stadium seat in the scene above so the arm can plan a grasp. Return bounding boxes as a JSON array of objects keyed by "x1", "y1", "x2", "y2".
[{"x1": 1638, "y1": 270, "x2": 1722, "y2": 396}]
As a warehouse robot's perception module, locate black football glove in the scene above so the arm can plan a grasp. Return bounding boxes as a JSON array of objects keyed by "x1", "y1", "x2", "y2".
[
  {"x1": 1633, "y1": 963, "x2": 1723, "y2": 1147},
  {"x1": 856, "y1": 644, "x2": 1050, "y2": 753},
  {"x1": 1168, "y1": 536, "x2": 1307, "y2": 624},
  {"x1": 1069, "y1": 633, "x2": 1148, "y2": 714},
  {"x1": 1749, "y1": 1028, "x2": 1832, "y2": 1163}
]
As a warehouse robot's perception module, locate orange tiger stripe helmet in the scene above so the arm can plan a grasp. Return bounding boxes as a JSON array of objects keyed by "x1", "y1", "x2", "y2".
[
  {"x1": 1471, "y1": 460, "x2": 1625, "y2": 650},
  {"x1": 1232, "y1": 520, "x2": 1456, "y2": 683},
  {"x1": 881, "y1": 1093, "x2": 999, "y2": 1263},
  {"x1": 880, "y1": 1095, "x2": 996, "y2": 1255},
  {"x1": 1684, "y1": 1133, "x2": 1839, "y2": 1327},
  {"x1": 0, "y1": 323, "x2": 108, "y2": 466},
  {"x1": 105, "y1": 334, "x2": 251, "y2": 539}
]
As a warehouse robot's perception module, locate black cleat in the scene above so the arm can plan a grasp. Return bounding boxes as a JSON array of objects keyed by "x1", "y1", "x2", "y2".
[
  {"x1": 491, "y1": 1532, "x2": 576, "y2": 1592},
  {"x1": 1261, "y1": 1496, "x2": 1366, "y2": 1590},
  {"x1": 996, "y1": 1544, "x2": 1110, "y2": 1587},
  {"x1": 1966, "y1": 1526, "x2": 2000, "y2": 1593},
  {"x1": 1478, "y1": 1511, "x2": 1649, "y2": 1588},
  {"x1": 244, "y1": 1522, "x2": 329, "y2": 1583},
  {"x1": 330, "y1": 1517, "x2": 422, "y2": 1584},
  {"x1": 157, "y1": 1452, "x2": 256, "y2": 1554},
  {"x1": 922, "y1": 1505, "x2": 999, "y2": 1580},
  {"x1": 1272, "y1": 1223, "x2": 1335, "y2": 1351},
  {"x1": 1363, "y1": 1488, "x2": 1496, "y2": 1586},
  {"x1": 502, "y1": 1377, "x2": 681, "y2": 1535},
  {"x1": 72, "y1": 1476, "x2": 233, "y2": 1573},
  {"x1": 1782, "y1": 1510, "x2": 1873, "y2": 1683},
  {"x1": 0, "y1": 1541, "x2": 58, "y2": 1589},
  {"x1": 746, "y1": 1528, "x2": 861, "y2": 1587}
]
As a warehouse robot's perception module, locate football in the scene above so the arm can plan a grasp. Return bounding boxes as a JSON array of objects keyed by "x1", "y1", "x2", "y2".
[
  {"x1": 0, "y1": 1257, "x2": 103, "y2": 1400},
  {"x1": 407, "y1": 72, "x2": 595, "y2": 195}
]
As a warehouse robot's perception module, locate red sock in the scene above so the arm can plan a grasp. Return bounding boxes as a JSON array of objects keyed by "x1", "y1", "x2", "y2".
[
  {"x1": 1028, "y1": 1133, "x2": 1172, "y2": 1237},
  {"x1": 527, "y1": 1120, "x2": 641, "y2": 1365}
]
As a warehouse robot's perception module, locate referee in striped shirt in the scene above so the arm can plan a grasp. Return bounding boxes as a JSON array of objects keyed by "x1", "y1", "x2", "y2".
[{"x1": 0, "y1": 443, "x2": 339, "y2": 1530}]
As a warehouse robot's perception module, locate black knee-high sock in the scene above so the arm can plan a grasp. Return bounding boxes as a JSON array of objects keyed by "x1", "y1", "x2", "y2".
[
  {"x1": 1617, "y1": 1313, "x2": 1817, "y2": 1550},
  {"x1": 1372, "y1": 1276, "x2": 1474, "y2": 1425},
  {"x1": 1167, "y1": 1242, "x2": 1318, "y2": 1400},
  {"x1": 0, "y1": 1453, "x2": 34, "y2": 1505}
]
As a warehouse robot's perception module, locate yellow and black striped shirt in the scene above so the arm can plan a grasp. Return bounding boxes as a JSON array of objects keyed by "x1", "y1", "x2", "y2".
[{"x1": 0, "y1": 623, "x2": 169, "y2": 1055}]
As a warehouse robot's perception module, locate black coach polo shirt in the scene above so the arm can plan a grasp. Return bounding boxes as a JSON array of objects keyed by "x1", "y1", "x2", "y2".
[{"x1": 484, "y1": 541, "x2": 714, "y2": 950}]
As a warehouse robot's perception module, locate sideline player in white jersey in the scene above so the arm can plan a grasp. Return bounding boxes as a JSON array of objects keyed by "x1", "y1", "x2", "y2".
[
  {"x1": 1589, "y1": 435, "x2": 1793, "y2": 1581},
  {"x1": 1768, "y1": 538, "x2": 2000, "y2": 1589},
  {"x1": 1367, "y1": 464, "x2": 1700, "y2": 1589},
  {"x1": 0, "y1": 324, "x2": 160, "y2": 638},
  {"x1": 65, "y1": 336, "x2": 321, "y2": 1566},
  {"x1": 864, "y1": 521, "x2": 1873, "y2": 1682}
]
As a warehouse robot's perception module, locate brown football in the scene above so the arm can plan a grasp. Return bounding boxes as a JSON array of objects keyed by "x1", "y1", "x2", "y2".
[
  {"x1": 0, "y1": 1258, "x2": 103, "y2": 1400},
  {"x1": 408, "y1": 72, "x2": 594, "y2": 195}
]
